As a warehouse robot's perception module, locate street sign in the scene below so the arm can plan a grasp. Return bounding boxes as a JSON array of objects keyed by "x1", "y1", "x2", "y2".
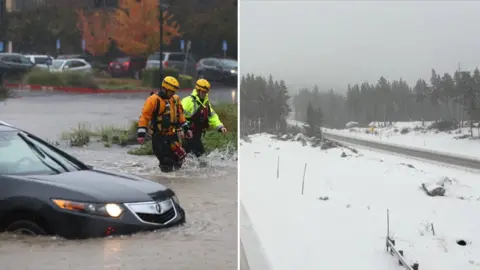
[
  {"x1": 82, "y1": 39, "x2": 86, "y2": 51},
  {"x1": 0, "y1": 42, "x2": 3, "y2": 52},
  {"x1": 222, "y1": 40, "x2": 227, "y2": 51},
  {"x1": 187, "y1": 40, "x2": 191, "y2": 50},
  {"x1": 56, "y1": 39, "x2": 61, "y2": 50},
  {"x1": 180, "y1": 40, "x2": 184, "y2": 51}
]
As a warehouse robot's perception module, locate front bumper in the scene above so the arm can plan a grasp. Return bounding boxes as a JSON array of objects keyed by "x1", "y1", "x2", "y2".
[{"x1": 49, "y1": 200, "x2": 186, "y2": 239}]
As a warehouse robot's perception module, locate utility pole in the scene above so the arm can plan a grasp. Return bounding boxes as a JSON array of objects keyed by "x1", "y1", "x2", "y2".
[
  {"x1": 159, "y1": 1, "x2": 164, "y2": 89},
  {"x1": 158, "y1": 0, "x2": 172, "y2": 90}
]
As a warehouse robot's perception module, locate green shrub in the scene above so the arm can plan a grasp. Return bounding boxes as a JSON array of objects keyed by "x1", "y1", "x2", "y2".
[
  {"x1": 141, "y1": 68, "x2": 193, "y2": 89},
  {"x1": 23, "y1": 69, "x2": 98, "y2": 89},
  {"x1": 179, "y1": 74, "x2": 194, "y2": 89}
]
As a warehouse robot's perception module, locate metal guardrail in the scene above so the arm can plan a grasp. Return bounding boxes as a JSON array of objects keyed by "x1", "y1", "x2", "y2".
[
  {"x1": 324, "y1": 132, "x2": 480, "y2": 170},
  {"x1": 386, "y1": 210, "x2": 420, "y2": 270}
]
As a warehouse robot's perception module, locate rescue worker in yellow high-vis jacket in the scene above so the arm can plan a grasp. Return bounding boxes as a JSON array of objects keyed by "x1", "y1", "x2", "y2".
[
  {"x1": 181, "y1": 79, "x2": 227, "y2": 158},
  {"x1": 137, "y1": 76, "x2": 192, "y2": 173}
]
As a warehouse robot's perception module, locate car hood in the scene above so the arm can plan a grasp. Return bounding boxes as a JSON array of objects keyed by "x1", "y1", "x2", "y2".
[{"x1": 19, "y1": 168, "x2": 171, "y2": 203}]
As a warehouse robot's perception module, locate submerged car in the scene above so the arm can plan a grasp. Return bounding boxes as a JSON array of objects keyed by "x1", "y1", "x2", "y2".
[{"x1": 0, "y1": 121, "x2": 185, "y2": 239}]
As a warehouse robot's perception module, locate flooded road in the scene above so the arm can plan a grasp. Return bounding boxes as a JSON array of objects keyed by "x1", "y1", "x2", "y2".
[{"x1": 0, "y1": 93, "x2": 238, "y2": 270}]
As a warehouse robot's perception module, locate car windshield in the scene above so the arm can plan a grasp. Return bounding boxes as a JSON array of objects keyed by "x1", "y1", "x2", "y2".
[
  {"x1": 50, "y1": 60, "x2": 65, "y2": 69},
  {"x1": 0, "y1": 131, "x2": 82, "y2": 175},
  {"x1": 219, "y1": 59, "x2": 237, "y2": 69},
  {"x1": 34, "y1": 57, "x2": 49, "y2": 64},
  {"x1": 147, "y1": 53, "x2": 165, "y2": 61}
]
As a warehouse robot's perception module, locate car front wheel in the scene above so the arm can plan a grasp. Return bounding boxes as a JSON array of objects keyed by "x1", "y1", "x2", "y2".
[{"x1": 6, "y1": 220, "x2": 47, "y2": 236}]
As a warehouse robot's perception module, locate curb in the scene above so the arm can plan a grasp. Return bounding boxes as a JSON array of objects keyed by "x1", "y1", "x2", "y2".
[{"x1": 5, "y1": 83, "x2": 192, "y2": 94}]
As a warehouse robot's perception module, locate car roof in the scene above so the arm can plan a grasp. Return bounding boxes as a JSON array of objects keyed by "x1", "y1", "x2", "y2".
[
  {"x1": 62, "y1": 58, "x2": 87, "y2": 62},
  {"x1": 0, "y1": 53, "x2": 23, "y2": 56},
  {"x1": 25, "y1": 54, "x2": 49, "y2": 57}
]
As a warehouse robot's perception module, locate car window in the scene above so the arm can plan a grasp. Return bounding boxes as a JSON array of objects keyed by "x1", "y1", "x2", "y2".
[
  {"x1": 64, "y1": 60, "x2": 73, "y2": 68},
  {"x1": 147, "y1": 53, "x2": 165, "y2": 61},
  {"x1": 116, "y1": 57, "x2": 129, "y2": 63},
  {"x1": 70, "y1": 61, "x2": 86, "y2": 68},
  {"x1": 219, "y1": 59, "x2": 237, "y2": 69},
  {"x1": 5, "y1": 55, "x2": 21, "y2": 63},
  {"x1": 34, "y1": 57, "x2": 48, "y2": 64},
  {"x1": 19, "y1": 55, "x2": 33, "y2": 64},
  {"x1": 203, "y1": 59, "x2": 214, "y2": 66},
  {"x1": 0, "y1": 132, "x2": 74, "y2": 175},
  {"x1": 51, "y1": 60, "x2": 65, "y2": 69},
  {"x1": 168, "y1": 54, "x2": 185, "y2": 61}
]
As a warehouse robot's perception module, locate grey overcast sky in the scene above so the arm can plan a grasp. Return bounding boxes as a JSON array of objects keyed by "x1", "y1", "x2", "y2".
[{"x1": 240, "y1": 0, "x2": 480, "y2": 92}]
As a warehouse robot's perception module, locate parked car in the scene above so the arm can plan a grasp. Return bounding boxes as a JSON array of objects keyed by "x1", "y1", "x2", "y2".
[
  {"x1": 56, "y1": 54, "x2": 90, "y2": 61},
  {"x1": 24, "y1": 54, "x2": 53, "y2": 69},
  {"x1": 145, "y1": 52, "x2": 196, "y2": 76},
  {"x1": 108, "y1": 56, "x2": 146, "y2": 79},
  {"x1": 0, "y1": 53, "x2": 35, "y2": 79},
  {"x1": 0, "y1": 121, "x2": 186, "y2": 239},
  {"x1": 196, "y1": 58, "x2": 237, "y2": 85},
  {"x1": 49, "y1": 59, "x2": 92, "y2": 73}
]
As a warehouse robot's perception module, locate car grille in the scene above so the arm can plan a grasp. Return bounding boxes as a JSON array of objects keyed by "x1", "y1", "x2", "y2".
[
  {"x1": 124, "y1": 199, "x2": 178, "y2": 225},
  {"x1": 137, "y1": 208, "x2": 176, "y2": 224}
]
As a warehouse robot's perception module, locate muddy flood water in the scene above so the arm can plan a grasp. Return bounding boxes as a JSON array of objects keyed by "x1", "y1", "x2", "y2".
[{"x1": 0, "y1": 93, "x2": 238, "y2": 270}]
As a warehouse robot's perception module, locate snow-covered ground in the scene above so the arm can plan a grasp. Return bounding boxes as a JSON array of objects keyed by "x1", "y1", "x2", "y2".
[
  {"x1": 240, "y1": 133, "x2": 480, "y2": 270},
  {"x1": 323, "y1": 121, "x2": 480, "y2": 160}
]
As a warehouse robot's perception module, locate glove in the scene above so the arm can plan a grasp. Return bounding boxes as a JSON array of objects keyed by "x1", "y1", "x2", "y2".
[
  {"x1": 218, "y1": 127, "x2": 227, "y2": 133},
  {"x1": 137, "y1": 127, "x2": 147, "y2": 144}
]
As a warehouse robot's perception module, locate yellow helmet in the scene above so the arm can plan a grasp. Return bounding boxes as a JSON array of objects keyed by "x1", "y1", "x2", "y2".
[
  {"x1": 162, "y1": 76, "x2": 180, "y2": 92},
  {"x1": 195, "y1": 79, "x2": 211, "y2": 92}
]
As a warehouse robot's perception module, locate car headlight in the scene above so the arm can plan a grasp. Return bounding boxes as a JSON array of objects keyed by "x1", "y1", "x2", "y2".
[
  {"x1": 230, "y1": 69, "x2": 237, "y2": 74},
  {"x1": 171, "y1": 195, "x2": 180, "y2": 205},
  {"x1": 52, "y1": 199, "x2": 124, "y2": 218}
]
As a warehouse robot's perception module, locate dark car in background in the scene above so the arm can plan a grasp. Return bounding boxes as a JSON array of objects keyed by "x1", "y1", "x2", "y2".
[
  {"x1": 145, "y1": 52, "x2": 197, "y2": 76},
  {"x1": 196, "y1": 58, "x2": 237, "y2": 86},
  {"x1": 0, "y1": 121, "x2": 185, "y2": 239},
  {"x1": 108, "y1": 56, "x2": 146, "y2": 79},
  {"x1": 0, "y1": 53, "x2": 35, "y2": 79}
]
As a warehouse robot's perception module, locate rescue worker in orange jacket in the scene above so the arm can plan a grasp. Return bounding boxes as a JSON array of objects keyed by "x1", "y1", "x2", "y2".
[
  {"x1": 181, "y1": 79, "x2": 227, "y2": 159},
  {"x1": 137, "y1": 76, "x2": 192, "y2": 173}
]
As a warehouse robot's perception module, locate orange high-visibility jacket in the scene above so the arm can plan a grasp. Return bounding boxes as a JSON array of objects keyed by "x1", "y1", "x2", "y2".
[{"x1": 138, "y1": 93, "x2": 187, "y2": 136}]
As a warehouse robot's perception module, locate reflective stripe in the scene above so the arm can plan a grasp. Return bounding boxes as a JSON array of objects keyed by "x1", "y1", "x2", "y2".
[{"x1": 138, "y1": 128, "x2": 147, "y2": 133}]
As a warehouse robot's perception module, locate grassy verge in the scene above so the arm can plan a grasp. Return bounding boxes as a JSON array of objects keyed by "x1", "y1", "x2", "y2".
[
  {"x1": 60, "y1": 122, "x2": 138, "y2": 147},
  {"x1": 60, "y1": 103, "x2": 237, "y2": 156}
]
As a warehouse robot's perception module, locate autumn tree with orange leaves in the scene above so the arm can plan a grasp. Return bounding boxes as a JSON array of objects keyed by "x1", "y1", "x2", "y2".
[
  {"x1": 110, "y1": 0, "x2": 181, "y2": 56},
  {"x1": 77, "y1": 9, "x2": 113, "y2": 56}
]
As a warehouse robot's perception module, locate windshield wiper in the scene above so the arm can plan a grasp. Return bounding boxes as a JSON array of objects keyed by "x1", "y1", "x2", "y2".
[{"x1": 17, "y1": 133, "x2": 67, "y2": 173}]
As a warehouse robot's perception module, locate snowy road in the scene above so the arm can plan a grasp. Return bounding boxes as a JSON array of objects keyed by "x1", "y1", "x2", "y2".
[
  {"x1": 324, "y1": 132, "x2": 480, "y2": 171},
  {"x1": 323, "y1": 121, "x2": 480, "y2": 160},
  {"x1": 240, "y1": 134, "x2": 480, "y2": 270}
]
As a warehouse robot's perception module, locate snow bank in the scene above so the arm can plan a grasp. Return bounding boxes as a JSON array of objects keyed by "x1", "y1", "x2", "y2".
[
  {"x1": 324, "y1": 121, "x2": 480, "y2": 160},
  {"x1": 240, "y1": 134, "x2": 480, "y2": 270}
]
